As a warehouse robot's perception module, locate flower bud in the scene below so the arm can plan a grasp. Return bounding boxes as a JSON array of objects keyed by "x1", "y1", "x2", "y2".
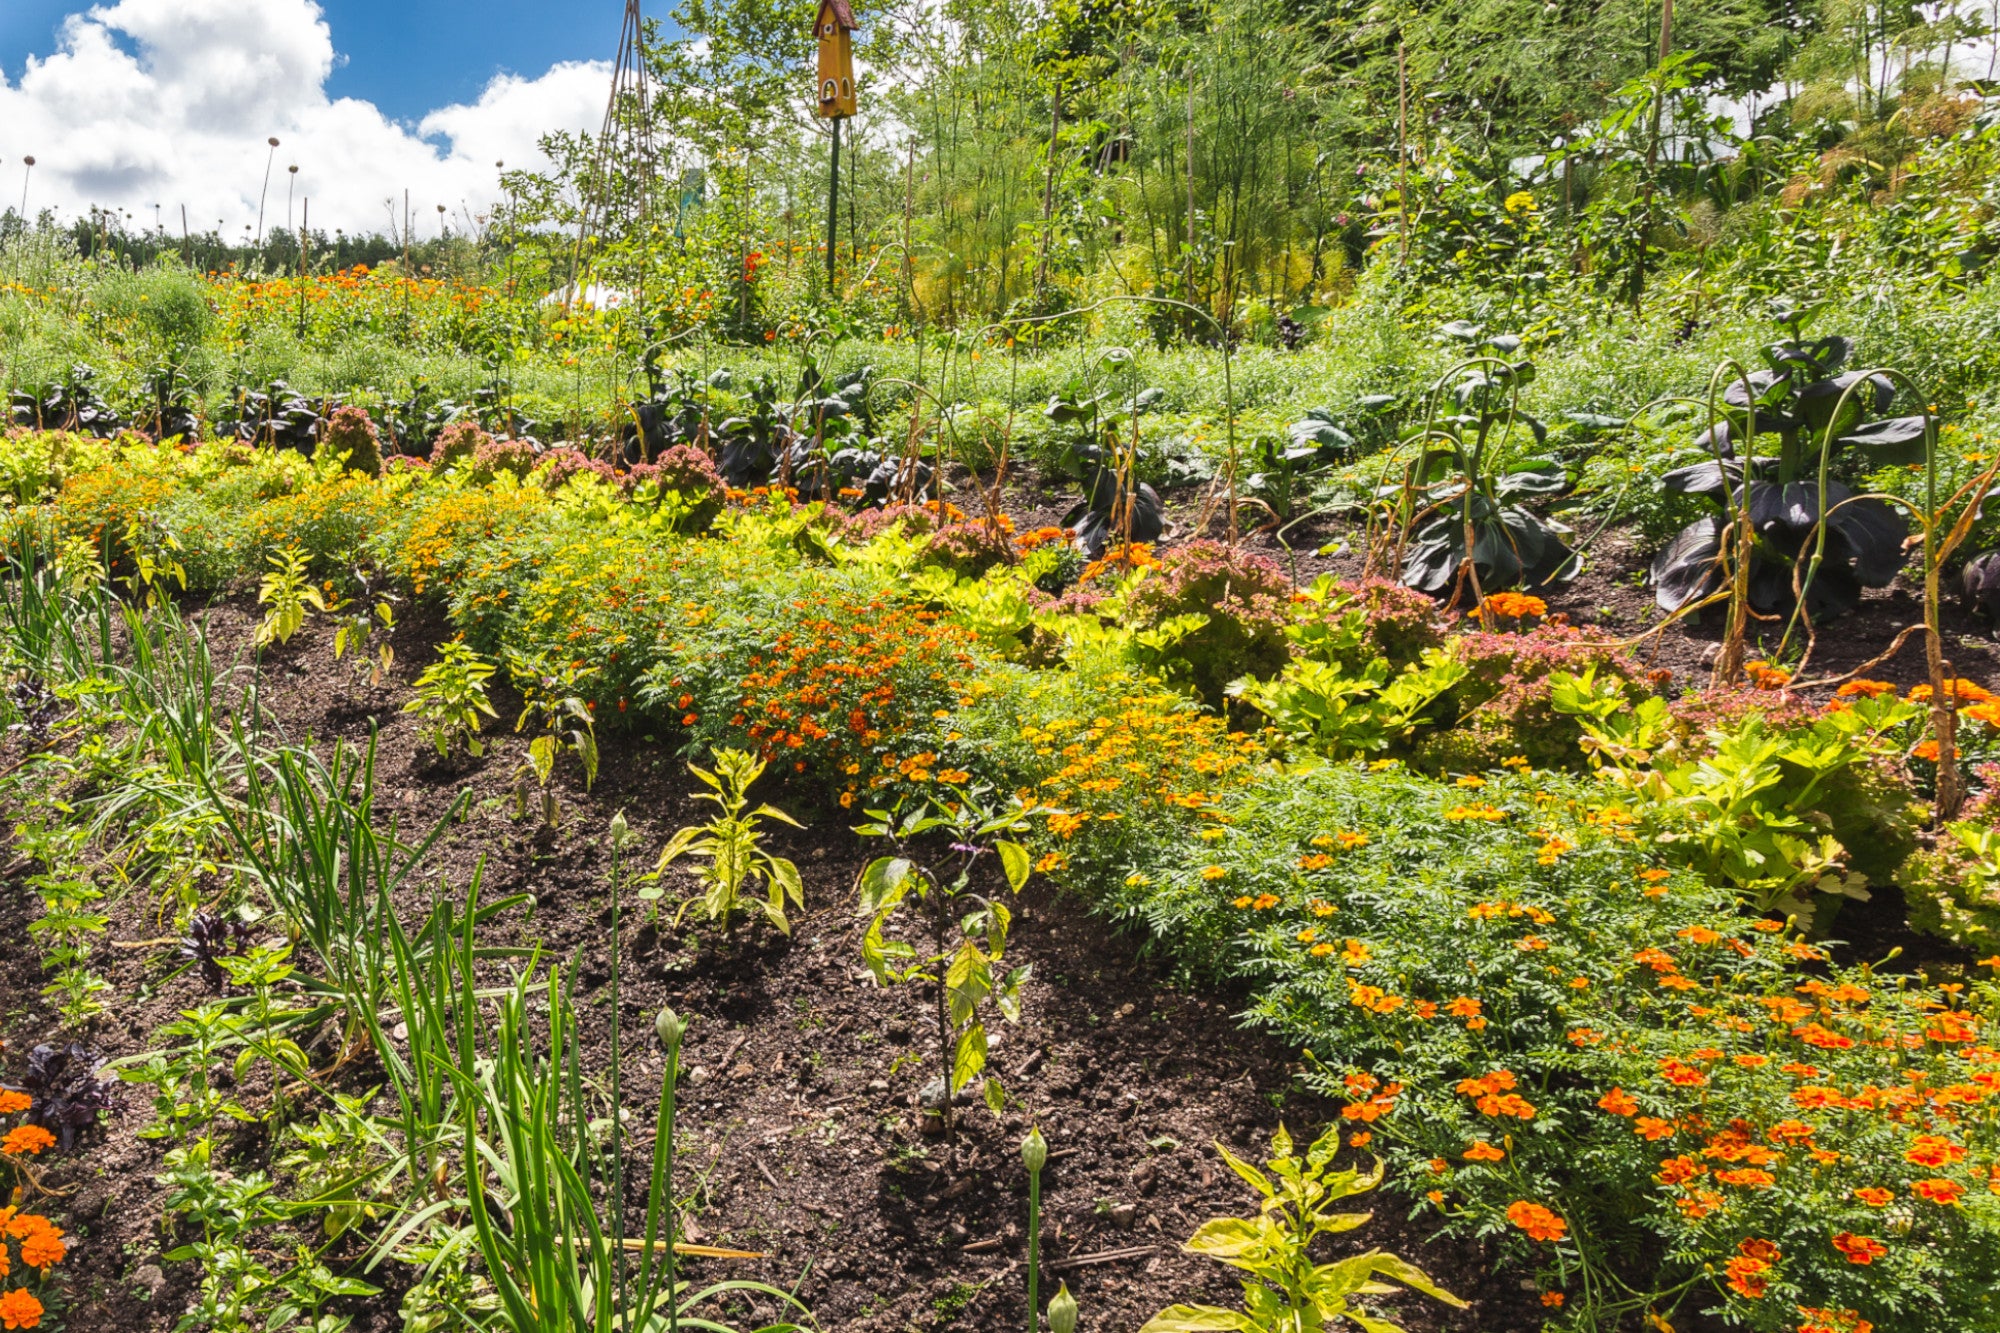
[
  {"x1": 610, "y1": 810, "x2": 632, "y2": 850},
  {"x1": 1022, "y1": 1125, "x2": 1047, "y2": 1175},
  {"x1": 1048, "y1": 1281, "x2": 1078, "y2": 1333},
  {"x1": 655, "y1": 1006, "x2": 686, "y2": 1051}
]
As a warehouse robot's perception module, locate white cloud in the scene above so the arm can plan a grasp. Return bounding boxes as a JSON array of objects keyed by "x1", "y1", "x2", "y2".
[{"x1": 0, "y1": 0, "x2": 608, "y2": 237}]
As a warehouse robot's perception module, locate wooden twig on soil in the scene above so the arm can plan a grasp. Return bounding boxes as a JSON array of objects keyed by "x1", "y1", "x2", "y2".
[{"x1": 1047, "y1": 1244, "x2": 1158, "y2": 1270}]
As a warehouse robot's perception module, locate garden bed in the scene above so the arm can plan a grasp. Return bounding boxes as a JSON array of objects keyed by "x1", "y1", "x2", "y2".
[{"x1": 0, "y1": 597, "x2": 1551, "y2": 1333}]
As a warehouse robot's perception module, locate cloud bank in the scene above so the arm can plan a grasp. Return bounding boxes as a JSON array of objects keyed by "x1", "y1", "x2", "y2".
[{"x1": 0, "y1": 0, "x2": 608, "y2": 237}]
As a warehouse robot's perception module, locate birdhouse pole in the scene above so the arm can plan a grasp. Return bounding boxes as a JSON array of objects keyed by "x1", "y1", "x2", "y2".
[
  {"x1": 826, "y1": 120, "x2": 840, "y2": 290},
  {"x1": 814, "y1": 0, "x2": 858, "y2": 291}
]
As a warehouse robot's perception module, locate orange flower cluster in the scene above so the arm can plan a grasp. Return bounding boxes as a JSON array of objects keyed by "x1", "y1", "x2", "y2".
[
  {"x1": 1457, "y1": 1069, "x2": 1536, "y2": 1119},
  {"x1": 1505, "y1": 1200, "x2": 1568, "y2": 1242},
  {"x1": 1726, "y1": 1238, "x2": 1781, "y2": 1299},
  {"x1": 1480, "y1": 591, "x2": 1547, "y2": 622},
  {"x1": 1906, "y1": 678, "x2": 1995, "y2": 705},
  {"x1": 1014, "y1": 526, "x2": 1070, "y2": 551},
  {"x1": 52, "y1": 464, "x2": 180, "y2": 554},
  {"x1": 1797, "y1": 1308, "x2": 1872, "y2": 1333},
  {"x1": 1745, "y1": 659, "x2": 1793, "y2": 691},
  {"x1": 734, "y1": 597, "x2": 975, "y2": 792},
  {"x1": 392, "y1": 485, "x2": 551, "y2": 597},
  {"x1": 1339, "y1": 1073, "x2": 1403, "y2": 1122},
  {"x1": 1021, "y1": 684, "x2": 1263, "y2": 824},
  {"x1": 1078, "y1": 542, "x2": 1161, "y2": 583},
  {"x1": 0, "y1": 1207, "x2": 67, "y2": 1330},
  {"x1": 207, "y1": 265, "x2": 527, "y2": 349}
]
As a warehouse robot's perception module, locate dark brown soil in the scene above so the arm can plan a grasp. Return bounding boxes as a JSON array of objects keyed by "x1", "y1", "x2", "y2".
[{"x1": 0, "y1": 595, "x2": 1546, "y2": 1333}]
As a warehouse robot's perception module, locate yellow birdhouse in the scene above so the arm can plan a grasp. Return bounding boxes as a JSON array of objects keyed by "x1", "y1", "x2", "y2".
[{"x1": 814, "y1": 0, "x2": 857, "y2": 119}]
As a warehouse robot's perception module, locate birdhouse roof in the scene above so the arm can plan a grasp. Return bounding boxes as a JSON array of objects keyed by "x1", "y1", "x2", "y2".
[{"x1": 816, "y1": 0, "x2": 858, "y2": 30}]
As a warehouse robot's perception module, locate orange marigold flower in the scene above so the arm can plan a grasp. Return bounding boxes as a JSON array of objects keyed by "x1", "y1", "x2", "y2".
[
  {"x1": 1853, "y1": 1187, "x2": 1894, "y2": 1207},
  {"x1": 1739, "y1": 1237, "x2": 1782, "y2": 1263},
  {"x1": 1478, "y1": 1092, "x2": 1536, "y2": 1119},
  {"x1": 1905, "y1": 1135, "x2": 1967, "y2": 1168},
  {"x1": 1793, "y1": 1023, "x2": 1854, "y2": 1051},
  {"x1": 1659, "y1": 1155, "x2": 1704, "y2": 1184},
  {"x1": 1677, "y1": 1188, "x2": 1724, "y2": 1219},
  {"x1": 0, "y1": 1289, "x2": 43, "y2": 1330},
  {"x1": 1505, "y1": 1200, "x2": 1567, "y2": 1243},
  {"x1": 1726, "y1": 1253, "x2": 1773, "y2": 1299},
  {"x1": 0, "y1": 1127, "x2": 54, "y2": 1157},
  {"x1": 1830, "y1": 1232, "x2": 1886, "y2": 1265},
  {"x1": 17, "y1": 1230, "x2": 63, "y2": 1271},
  {"x1": 1715, "y1": 1168, "x2": 1776, "y2": 1188},
  {"x1": 1541, "y1": 1292, "x2": 1565, "y2": 1308},
  {"x1": 0, "y1": 1094, "x2": 27, "y2": 1115},
  {"x1": 1912, "y1": 1177, "x2": 1965, "y2": 1205},
  {"x1": 1463, "y1": 1140, "x2": 1506, "y2": 1162},
  {"x1": 1598, "y1": 1087, "x2": 1639, "y2": 1116},
  {"x1": 1635, "y1": 1117, "x2": 1676, "y2": 1141},
  {"x1": 1836, "y1": 679, "x2": 1895, "y2": 698}
]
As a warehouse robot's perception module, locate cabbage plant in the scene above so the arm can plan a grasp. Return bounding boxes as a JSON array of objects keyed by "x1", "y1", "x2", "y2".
[{"x1": 1651, "y1": 305, "x2": 1927, "y2": 618}]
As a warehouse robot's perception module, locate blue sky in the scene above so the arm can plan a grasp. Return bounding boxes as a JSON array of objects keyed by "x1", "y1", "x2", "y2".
[
  {"x1": 0, "y1": 0, "x2": 623, "y2": 232},
  {"x1": 0, "y1": 0, "x2": 636, "y2": 124}
]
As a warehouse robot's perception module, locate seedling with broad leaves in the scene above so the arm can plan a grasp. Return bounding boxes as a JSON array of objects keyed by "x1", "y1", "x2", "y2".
[
  {"x1": 854, "y1": 788, "x2": 1038, "y2": 1140},
  {"x1": 650, "y1": 747, "x2": 804, "y2": 936},
  {"x1": 255, "y1": 545, "x2": 326, "y2": 648},
  {"x1": 508, "y1": 655, "x2": 600, "y2": 829},
  {"x1": 1141, "y1": 1124, "x2": 1465, "y2": 1333},
  {"x1": 401, "y1": 640, "x2": 497, "y2": 757}
]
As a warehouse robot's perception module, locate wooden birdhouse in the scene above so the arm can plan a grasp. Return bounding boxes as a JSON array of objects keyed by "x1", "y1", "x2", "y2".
[{"x1": 814, "y1": 0, "x2": 857, "y2": 119}]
